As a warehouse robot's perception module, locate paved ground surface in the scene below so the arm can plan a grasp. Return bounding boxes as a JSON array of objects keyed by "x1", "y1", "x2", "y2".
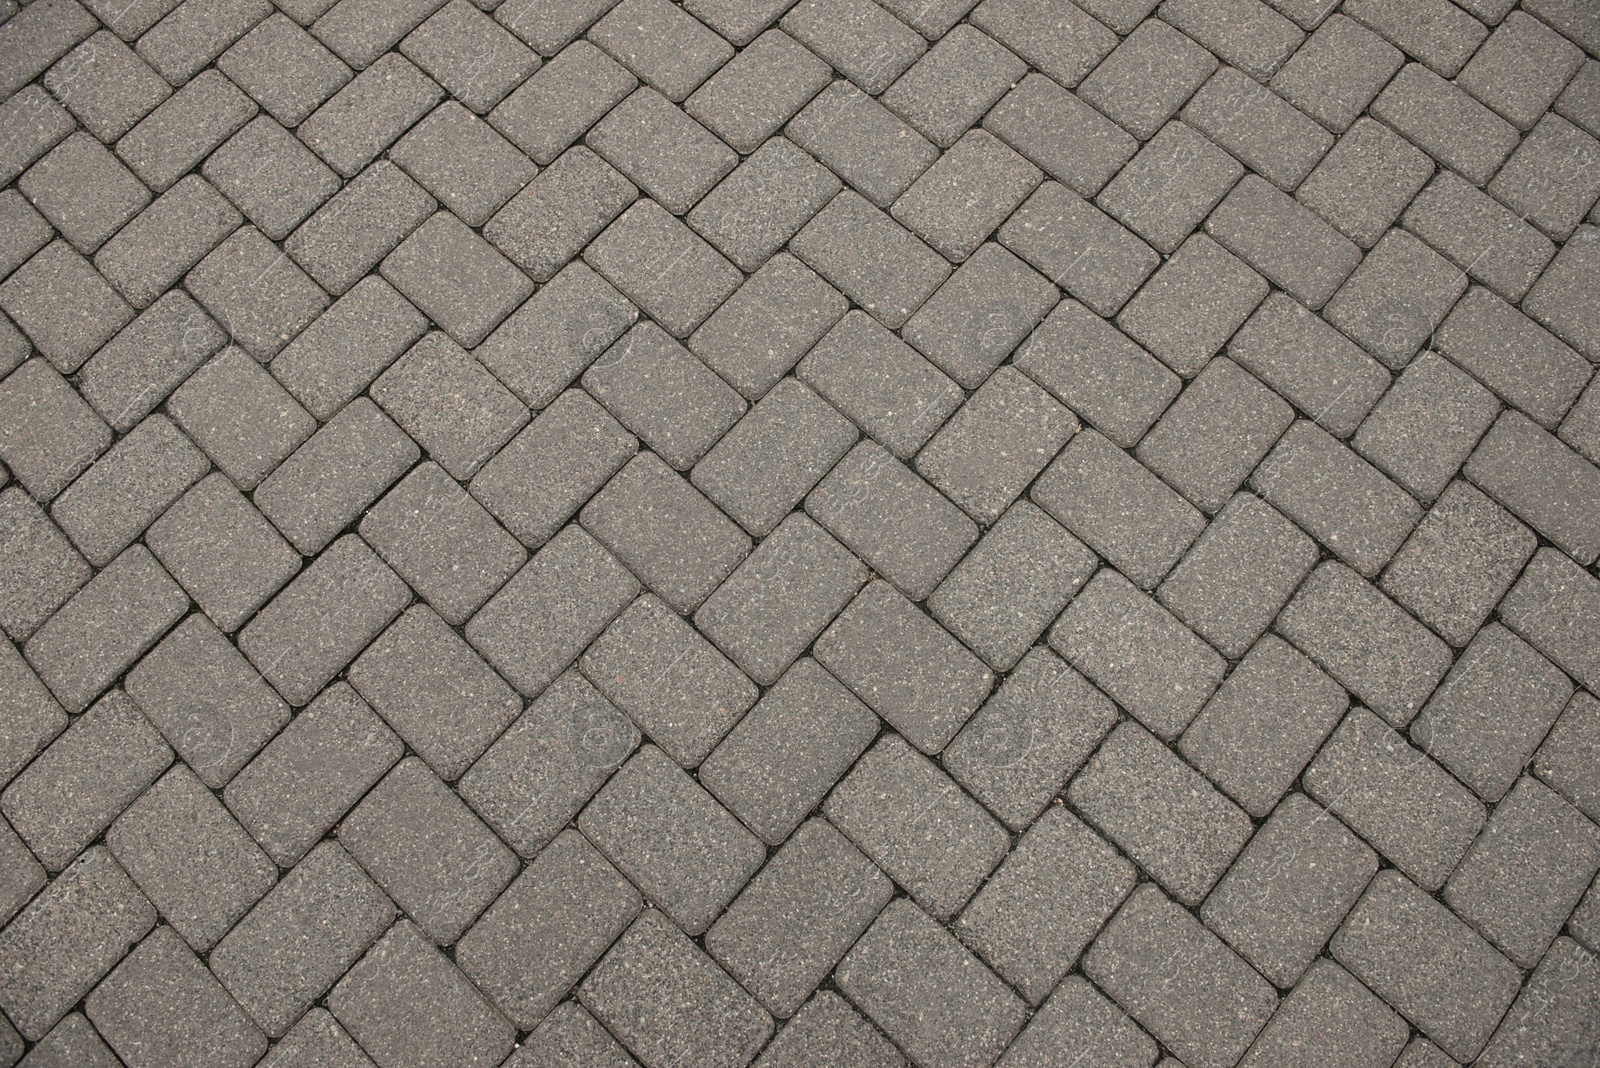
[{"x1": 2, "y1": 0, "x2": 1600, "y2": 1065}]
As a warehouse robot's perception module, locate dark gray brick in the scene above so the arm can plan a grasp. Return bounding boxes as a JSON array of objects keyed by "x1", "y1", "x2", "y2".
[
  {"x1": 328, "y1": 921, "x2": 516, "y2": 1068},
  {"x1": 1459, "y1": 10, "x2": 1584, "y2": 130},
  {"x1": 588, "y1": 87, "x2": 736, "y2": 216},
  {"x1": 984, "y1": 72, "x2": 1137, "y2": 197},
  {"x1": 582, "y1": 909, "x2": 773, "y2": 1068},
  {"x1": 1465, "y1": 410, "x2": 1600, "y2": 565},
  {"x1": 1405, "y1": 170, "x2": 1556, "y2": 305},
  {"x1": 465, "y1": 524, "x2": 638, "y2": 696},
  {"x1": 1489, "y1": 113, "x2": 1600, "y2": 242},
  {"x1": 253, "y1": 396, "x2": 419, "y2": 555},
  {"x1": 1526, "y1": 224, "x2": 1600, "y2": 363},
  {"x1": 1475, "y1": 936, "x2": 1600, "y2": 1068},
  {"x1": 271, "y1": 279, "x2": 428, "y2": 421},
  {"x1": 285, "y1": 161, "x2": 437, "y2": 297},
  {"x1": 1436, "y1": 285, "x2": 1590, "y2": 431},
  {"x1": 1296, "y1": 120, "x2": 1432, "y2": 254},
  {"x1": 13, "y1": 1012, "x2": 123, "y2": 1068},
  {"x1": 0, "y1": 242, "x2": 132, "y2": 375},
  {"x1": 785, "y1": 82, "x2": 938, "y2": 210},
  {"x1": 1084, "y1": 884, "x2": 1278, "y2": 1068},
  {"x1": 0, "y1": 486, "x2": 89, "y2": 643},
  {"x1": 1557, "y1": 59, "x2": 1600, "y2": 139},
  {"x1": 237, "y1": 534, "x2": 412, "y2": 707},
  {"x1": 955, "y1": 805, "x2": 1136, "y2": 1005},
  {"x1": 751, "y1": 991, "x2": 906, "y2": 1068},
  {"x1": 505, "y1": 1002, "x2": 639, "y2": 1068},
  {"x1": 371, "y1": 331, "x2": 527, "y2": 479},
  {"x1": 312, "y1": 0, "x2": 447, "y2": 69},
  {"x1": 488, "y1": 40, "x2": 637, "y2": 165},
  {"x1": 114, "y1": 68, "x2": 258, "y2": 192},
  {"x1": 18, "y1": 133, "x2": 149, "y2": 256},
  {"x1": 996, "y1": 977, "x2": 1158, "y2": 1068},
  {"x1": 686, "y1": 29, "x2": 832, "y2": 154},
  {"x1": 699, "y1": 657, "x2": 878, "y2": 846},
  {"x1": 1352, "y1": 353, "x2": 1496, "y2": 504},
  {"x1": 1344, "y1": 0, "x2": 1485, "y2": 77},
  {"x1": 894, "y1": 129, "x2": 1042, "y2": 263},
  {"x1": 707, "y1": 818, "x2": 892, "y2": 1017},
  {"x1": 1536, "y1": 690, "x2": 1600, "y2": 823},
  {"x1": 1201, "y1": 792, "x2": 1378, "y2": 988},
  {"x1": 1523, "y1": 0, "x2": 1600, "y2": 57},
  {"x1": 187, "y1": 227, "x2": 329, "y2": 362},
  {"x1": 1332, "y1": 870, "x2": 1520, "y2": 1063},
  {"x1": 218, "y1": 13, "x2": 352, "y2": 126},
  {"x1": 687, "y1": 136, "x2": 843, "y2": 273},
  {"x1": 1207, "y1": 174, "x2": 1360, "y2": 309},
  {"x1": 969, "y1": 0, "x2": 1116, "y2": 88},
  {"x1": 388, "y1": 102, "x2": 536, "y2": 228},
  {"x1": 1116, "y1": 233, "x2": 1268, "y2": 378},
  {"x1": 943, "y1": 648, "x2": 1117, "y2": 830},
  {"x1": 135, "y1": 0, "x2": 274, "y2": 87},
  {"x1": 807, "y1": 441, "x2": 979, "y2": 603},
  {"x1": 203, "y1": 117, "x2": 339, "y2": 243},
  {"x1": 1238, "y1": 959, "x2": 1409, "y2": 1068},
  {"x1": 1095, "y1": 119, "x2": 1243, "y2": 255},
  {"x1": 483, "y1": 146, "x2": 635, "y2": 283},
  {"x1": 880, "y1": 25, "x2": 1024, "y2": 149},
  {"x1": 0, "y1": 189, "x2": 51, "y2": 283},
  {"x1": 782, "y1": 0, "x2": 924, "y2": 95},
  {"x1": 0, "y1": 636, "x2": 66, "y2": 786},
  {"x1": 1162, "y1": 0, "x2": 1303, "y2": 81},
  {"x1": 1562, "y1": 376, "x2": 1600, "y2": 466},
  {"x1": 457, "y1": 670, "x2": 638, "y2": 857},
  {"x1": 1078, "y1": 18, "x2": 1218, "y2": 142},
  {"x1": 579, "y1": 592, "x2": 757, "y2": 767},
  {"x1": 1032, "y1": 427, "x2": 1204, "y2": 590},
  {"x1": 1002, "y1": 180, "x2": 1161, "y2": 320},
  {"x1": 791, "y1": 190, "x2": 950, "y2": 330},
  {"x1": 1270, "y1": 14, "x2": 1402, "y2": 132},
  {"x1": 900, "y1": 243, "x2": 1058, "y2": 391},
  {"x1": 585, "y1": 200, "x2": 742, "y2": 338},
  {"x1": 44, "y1": 29, "x2": 170, "y2": 142},
  {"x1": 381, "y1": 213, "x2": 534, "y2": 348},
  {"x1": 1182, "y1": 66, "x2": 1333, "y2": 190},
  {"x1": 1323, "y1": 230, "x2": 1466, "y2": 371},
  {"x1": 456, "y1": 829, "x2": 641, "y2": 1029},
  {"x1": 399, "y1": 0, "x2": 539, "y2": 114},
  {"x1": 298, "y1": 52, "x2": 443, "y2": 177},
  {"x1": 210, "y1": 842, "x2": 394, "y2": 1038},
  {"x1": 683, "y1": 0, "x2": 794, "y2": 46},
  {"x1": 589, "y1": 0, "x2": 732, "y2": 103},
  {"x1": 223, "y1": 683, "x2": 400, "y2": 866},
  {"x1": 0, "y1": 87, "x2": 74, "y2": 189}
]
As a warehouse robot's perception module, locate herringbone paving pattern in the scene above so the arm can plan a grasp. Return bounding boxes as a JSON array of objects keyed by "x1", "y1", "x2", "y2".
[{"x1": 1, "y1": 0, "x2": 1600, "y2": 1063}]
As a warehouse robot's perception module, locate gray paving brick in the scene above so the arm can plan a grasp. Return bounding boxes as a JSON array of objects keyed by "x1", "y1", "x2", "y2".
[
  {"x1": 328, "y1": 920, "x2": 516, "y2": 1068},
  {"x1": 1116, "y1": 233, "x2": 1268, "y2": 378},
  {"x1": 783, "y1": 0, "x2": 925, "y2": 96},
  {"x1": 19, "y1": 133, "x2": 149, "y2": 256},
  {"x1": 586, "y1": 200, "x2": 742, "y2": 338},
  {"x1": 44, "y1": 29, "x2": 171, "y2": 142},
  {"x1": 1084, "y1": 883, "x2": 1278, "y2": 1068},
  {"x1": 792, "y1": 190, "x2": 951, "y2": 330},
  {"x1": 1184, "y1": 66, "x2": 1333, "y2": 190},
  {"x1": 0, "y1": 241, "x2": 133, "y2": 375},
  {"x1": 836, "y1": 896, "x2": 1027, "y2": 1068},
  {"x1": 1277, "y1": 561, "x2": 1452, "y2": 727},
  {"x1": 686, "y1": 29, "x2": 832, "y2": 154},
  {"x1": 144, "y1": 472, "x2": 299, "y2": 633},
  {"x1": 699, "y1": 657, "x2": 878, "y2": 845},
  {"x1": 969, "y1": 0, "x2": 1116, "y2": 89},
  {"x1": 879, "y1": 25, "x2": 1023, "y2": 149},
  {"x1": 894, "y1": 129, "x2": 1042, "y2": 264},
  {"x1": 1536, "y1": 690, "x2": 1600, "y2": 823},
  {"x1": 456, "y1": 829, "x2": 641, "y2": 1029},
  {"x1": 297, "y1": 53, "x2": 443, "y2": 177},
  {"x1": 0, "y1": 87, "x2": 75, "y2": 189},
  {"x1": 1227, "y1": 296, "x2": 1387, "y2": 440},
  {"x1": 1498, "y1": 546, "x2": 1600, "y2": 696},
  {"x1": 1323, "y1": 233, "x2": 1464, "y2": 373},
  {"x1": 582, "y1": 323, "x2": 746, "y2": 471},
  {"x1": 588, "y1": 88, "x2": 736, "y2": 217},
  {"x1": 707, "y1": 818, "x2": 891, "y2": 1017},
  {"x1": 488, "y1": 40, "x2": 637, "y2": 165},
  {"x1": 457, "y1": 669, "x2": 638, "y2": 856},
  {"x1": 231, "y1": 1006, "x2": 373, "y2": 1068},
  {"x1": 399, "y1": 0, "x2": 539, "y2": 114},
  {"x1": 1437, "y1": 286, "x2": 1590, "y2": 431},
  {"x1": 1489, "y1": 113, "x2": 1600, "y2": 242},
  {"x1": 382, "y1": 213, "x2": 534, "y2": 348},
  {"x1": 1465, "y1": 410, "x2": 1600, "y2": 565},
  {"x1": 483, "y1": 147, "x2": 634, "y2": 284},
  {"x1": 1475, "y1": 936, "x2": 1600, "y2": 1068},
  {"x1": 285, "y1": 162, "x2": 437, "y2": 297},
  {"x1": 943, "y1": 648, "x2": 1117, "y2": 830},
  {"x1": 1526, "y1": 224, "x2": 1600, "y2": 363},
  {"x1": 785, "y1": 83, "x2": 939, "y2": 211},
  {"x1": 807, "y1": 441, "x2": 978, "y2": 603},
  {"x1": 15, "y1": 1012, "x2": 123, "y2": 1068},
  {"x1": 371, "y1": 332, "x2": 527, "y2": 479},
  {"x1": 1353, "y1": 355, "x2": 1495, "y2": 508},
  {"x1": 956, "y1": 805, "x2": 1136, "y2": 1005},
  {"x1": 115, "y1": 69, "x2": 258, "y2": 195},
  {"x1": 1557, "y1": 59, "x2": 1600, "y2": 139},
  {"x1": 1561, "y1": 375, "x2": 1600, "y2": 468},
  {"x1": 0, "y1": 190, "x2": 50, "y2": 284},
  {"x1": 238, "y1": 534, "x2": 412, "y2": 707},
  {"x1": 253, "y1": 396, "x2": 419, "y2": 555},
  {"x1": 1459, "y1": 11, "x2": 1585, "y2": 131},
  {"x1": 751, "y1": 991, "x2": 906, "y2": 1068},
  {"x1": 107, "y1": 764, "x2": 275, "y2": 952},
  {"x1": 996, "y1": 976, "x2": 1157, "y2": 1068},
  {"x1": 580, "y1": 592, "x2": 755, "y2": 768},
  {"x1": 1405, "y1": 170, "x2": 1555, "y2": 304},
  {"x1": 223, "y1": 682, "x2": 400, "y2": 866},
  {"x1": 270, "y1": 283, "x2": 424, "y2": 421},
  {"x1": 124, "y1": 613, "x2": 290, "y2": 788},
  {"x1": 984, "y1": 72, "x2": 1137, "y2": 198},
  {"x1": 1270, "y1": 14, "x2": 1402, "y2": 133},
  {"x1": 1079, "y1": 19, "x2": 1218, "y2": 143},
  {"x1": 1074, "y1": 0, "x2": 1160, "y2": 33},
  {"x1": 506, "y1": 1001, "x2": 640, "y2": 1068},
  {"x1": 0, "y1": 637, "x2": 65, "y2": 787},
  {"x1": 312, "y1": 0, "x2": 447, "y2": 69},
  {"x1": 136, "y1": 0, "x2": 274, "y2": 88},
  {"x1": 1095, "y1": 120, "x2": 1243, "y2": 258},
  {"x1": 1000, "y1": 181, "x2": 1158, "y2": 318},
  {"x1": 1297, "y1": 121, "x2": 1433, "y2": 255},
  {"x1": 201, "y1": 118, "x2": 337, "y2": 245},
  {"x1": 0, "y1": 846, "x2": 154, "y2": 1041},
  {"x1": 589, "y1": 0, "x2": 731, "y2": 103},
  {"x1": 1344, "y1": 0, "x2": 1486, "y2": 77},
  {"x1": 1163, "y1": 0, "x2": 1303, "y2": 81},
  {"x1": 1523, "y1": 0, "x2": 1600, "y2": 55},
  {"x1": 0, "y1": 487, "x2": 88, "y2": 643},
  {"x1": 1031, "y1": 428, "x2": 1200, "y2": 590},
  {"x1": 465, "y1": 524, "x2": 638, "y2": 696},
  {"x1": 1207, "y1": 175, "x2": 1360, "y2": 310},
  {"x1": 901, "y1": 245, "x2": 1057, "y2": 392},
  {"x1": 1202, "y1": 792, "x2": 1377, "y2": 988},
  {"x1": 1331, "y1": 870, "x2": 1521, "y2": 1063},
  {"x1": 267, "y1": 0, "x2": 336, "y2": 23},
  {"x1": 187, "y1": 227, "x2": 330, "y2": 362},
  {"x1": 1238, "y1": 958, "x2": 1409, "y2": 1068},
  {"x1": 687, "y1": 136, "x2": 843, "y2": 273},
  {"x1": 684, "y1": 0, "x2": 797, "y2": 46},
  {"x1": 218, "y1": 13, "x2": 351, "y2": 126},
  {"x1": 388, "y1": 103, "x2": 536, "y2": 228}
]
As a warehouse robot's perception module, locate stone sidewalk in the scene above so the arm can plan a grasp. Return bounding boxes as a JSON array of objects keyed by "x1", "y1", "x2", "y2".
[{"x1": 2, "y1": 0, "x2": 1600, "y2": 1064}]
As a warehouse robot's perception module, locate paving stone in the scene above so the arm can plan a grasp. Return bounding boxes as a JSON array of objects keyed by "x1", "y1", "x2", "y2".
[
  {"x1": 113, "y1": 69, "x2": 258, "y2": 192},
  {"x1": 370, "y1": 332, "x2": 527, "y2": 480},
  {"x1": 879, "y1": 25, "x2": 1024, "y2": 149},
  {"x1": 894, "y1": 129, "x2": 1042, "y2": 264},
  {"x1": 240, "y1": 1008, "x2": 373, "y2": 1068},
  {"x1": 687, "y1": 136, "x2": 844, "y2": 273},
  {"x1": 237, "y1": 534, "x2": 412, "y2": 707},
  {"x1": 589, "y1": 0, "x2": 732, "y2": 103},
  {"x1": 1561, "y1": 375, "x2": 1600, "y2": 467},
  {"x1": 15, "y1": 1013, "x2": 123, "y2": 1068},
  {"x1": 488, "y1": 40, "x2": 637, "y2": 165},
  {"x1": 252, "y1": 396, "x2": 419, "y2": 555},
  {"x1": 388, "y1": 103, "x2": 536, "y2": 228},
  {"x1": 1523, "y1": 0, "x2": 1600, "y2": 55},
  {"x1": 328, "y1": 920, "x2": 516, "y2": 1068},
  {"x1": 0, "y1": 486, "x2": 88, "y2": 643},
  {"x1": 1343, "y1": 0, "x2": 1483, "y2": 72},
  {"x1": 106, "y1": 764, "x2": 275, "y2": 952},
  {"x1": 580, "y1": 592, "x2": 755, "y2": 767},
  {"x1": 1323, "y1": 232, "x2": 1466, "y2": 372},
  {"x1": 782, "y1": 0, "x2": 926, "y2": 96},
  {"x1": 0, "y1": 241, "x2": 133, "y2": 375},
  {"x1": 751, "y1": 991, "x2": 907, "y2": 1068},
  {"x1": 698, "y1": 657, "x2": 879, "y2": 846},
  {"x1": 217, "y1": 13, "x2": 352, "y2": 126},
  {"x1": 785, "y1": 83, "x2": 939, "y2": 211},
  {"x1": 1380, "y1": 483, "x2": 1535, "y2": 649},
  {"x1": 999, "y1": 180, "x2": 1158, "y2": 318},
  {"x1": 0, "y1": 637, "x2": 66, "y2": 787},
  {"x1": 835, "y1": 896, "x2": 1027, "y2": 1068},
  {"x1": 1499, "y1": 546, "x2": 1600, "y2": 696},
  {"x1": 707, "y1": 818, "x2": 892, "y2": 1017},
  {"x1": 1445, "y1": 775, "x2": 1600, "y2": 968},
  {"x1": 1526, "y1": 224, "x2": 1600, "y2": 363},
  {"x1": 86, "y1": 925, "x2": 266, "y2": 1068},
  {"x1": 285, "y1": 161, "x2": 437, "y2": 297},
  {"x1": 186, "y1": 227, "x2": 330, "y2": 362},
  {"x1": 1207, "y1": 175, "x2": 1361, "y2": 310},
  {"x1": 1270, "y1": 14, "x2": 1403, "y2": 133},
  {"x1": 582, "y1": 323, "x2": 746, "y2": 472},
  {"x1": 1567, "y1": 877, "x2": 1600, "y2": 955},
  {"x1": 683, "y1": 0, "x2": 797, "y2": 46},
  {"x1": 1183, "y1": 66, "x2": 1333, "y2": 191},
  {"x1": 0, "y1": 87, "x2": 75, "y2": 189},
  {"x1": 692, "y1": 378, "x2": 857, "y2": 536},
  {"x1": 1162, "y1": 0, "x2": 1304, "y2": 81},
  {"x1": 956, "y1": 805, "x2": 1137, "y2": 1005},
  {"x1": 1296, "y1": 121, "x2": 1433, "y2": 254},
  {"x1": 44, "y1": 29, "x2": 171, "y2": 142},
  {"x1": 585, "y1": 200, "x2": 742, "y2": 338},
  {"x1": 0, "y1": 190, "x2": 51, "y2": 284},
  {"x1": 1331, "y1": 870, "x2": 1521, "y2": 1063},
  {"x1": 506, "y1": 1001, "x2": 640, "y2": 1068},
  {"x1": 1489, "y1": 113, "x2": 1600, "y2": 242},
  {"x1": 1458, "y1": 11, "x2": 1585, "y2": 131},
  {"x1": 465, "y1": 524, "x2": 639, "y2": 697},
  {"x1": 806, "y1": 440, "x2": 978, "y2": 603},
  {"x1": 1116, "y1": 233, "x2": 1268, "y2": 378},
  {"x1": 124, "y1": 612, "x2": 290, "y2": 789},
  {"x1": 582, "y1": 909, "x2": 773, "y2": 1068},
  {"x1": 1030, "y1": 428, "x2": 1199, "y2": 590},
  {"x1": 1404, "y1": 169, "x2": 1556, "y2": 305},
  {"x1": 456, "y1": 669, "x2": 638, "y2": 857},
  {"x1": 927, "y1": 501, "x2": 1095, "y2": 671},
  {"x1": 1536, "y1": 690, "x2": 1600, "y2": 822},
  {"x1": 297, "y1": 53, "x2": 443, "y2": 177},
  {"x1": 983, "y1": 72, "x2": 1137, "y2": 197},
  {"x1": 1465, "y1": 410, "x2": 1600, "y2": 566},
  {"x1": 1352, "y1": 355, "x2": 1495, "y2": 507},
  {"x1": 200, "y1": 118, "x2": 336, "y2": 244},
  {"x1": 381, "y1": 213, "x2": 534, "y2": 348},
  {"x1": 686, "y1": 29, "x2": 832, "y2": 154},
  {"x1": 1095, "y1": 119, "x2": 1243, "y2": 255},
  {"x1": 1437, "y1": 286, "x2": 1591, "y2": 432},
  {"x1": 900, "y1": 245, "x2": 1056, "y2": 392},
  {"x1": 1557, "y1": 59, "x2": 1600, "y2": 139},
  {"x1": 1201, "y1": 792, "x2": 1377, "y2": 988},
  {"x1": 136, "y1": 0, "x2": 275, "y2": 87},
  {"x1": 791, "y1": 190, "x2": 951, "y2": 330},
  {"x1": 997, "y1": 976, "x2": 1159, "y2": 1068},
  {"x1": 223, "y1": 682, "x2": 400, "y2": 866},
  {"x1": 399, "y1": 0, "x2": 539, "y2": 114},
  {"x1": 1083, "y1": 884, "x2": 1278, "y2": 1068},
  {"x1": 1475, "y1": 935, "x2": 1600, "y2": 1068},
  {"x1": 1238, "y1": 958, "x2": 1409, "y2": 1068},
  {"x1": 19, "y1": 133, "x2": 149, "y2": 256},
  {"x1": 270, "y1": 283, "x2": 426, "y2": 420},
  {"x1": 1229, "y1": 295, "x2": 1389, "y2": 440},
  {"x1": 587, "y1": 87, "x2": 736, "y2": 216},
  {"x1": 969, "y1": 0, "x2": 1117, "y2": 89},
  {"x1": 797, "y1": 311, "x2": 962, "y2": 459},
  {"x1": 0, "y1": 846, "x2": 154, "y2": 1041},
  {"x1": 312, "y1": 0, "x2": 448, "y2": 69},
  {"x1": 483, "y1": 148, "x2": 634, "y2": 285},
  {"x1": 1078, "y1": 18, "x2": 1218, "y2": 142},
  {"x1": 1277, "y1": 561, "x2": 1452, "y2": 727},
  {"x1": 456, "y1": 829, "x2": 642, "y2": 1029}
]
